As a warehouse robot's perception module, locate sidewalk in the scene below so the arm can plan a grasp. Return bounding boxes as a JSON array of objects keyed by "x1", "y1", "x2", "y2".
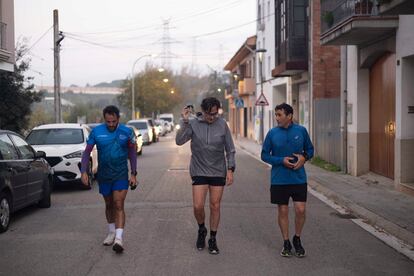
[{"x1": 234, "y1": 136, "x2": 414, "y2": 251}]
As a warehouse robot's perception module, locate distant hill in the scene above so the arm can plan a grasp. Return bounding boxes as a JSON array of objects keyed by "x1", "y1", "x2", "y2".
[{"x1": 93, "y1": 79, "x2": 125, "y2": 88}]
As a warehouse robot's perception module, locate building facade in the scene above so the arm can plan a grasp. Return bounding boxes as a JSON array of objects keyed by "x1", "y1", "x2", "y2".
[
  {"x1": 321, "y1": 0, "x2": 414, "y2": 190},
  {"x1": 0, "y1": 0, "x2": 14, "y2": 72},
  {"x1": 224, "y1": 36, "x2": 257, "y2": 140}
]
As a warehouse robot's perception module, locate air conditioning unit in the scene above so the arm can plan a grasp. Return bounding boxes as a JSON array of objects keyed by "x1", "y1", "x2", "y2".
[{"x1": 257, "y1": 23, "x2": 265, "y2": 31}]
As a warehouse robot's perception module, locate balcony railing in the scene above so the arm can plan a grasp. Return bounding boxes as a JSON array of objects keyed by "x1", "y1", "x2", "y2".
[
  {"x1": 321, "y1": 0, "x2": 380, "y2": 34},
  {"x1": 0, "y1": 22, "x2": 6, "y2": 50}
]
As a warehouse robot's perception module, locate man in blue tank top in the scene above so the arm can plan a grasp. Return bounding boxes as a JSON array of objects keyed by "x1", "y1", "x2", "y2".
[
  {"x1": 261, "y1": 103, "x2": 314, "y2": 258},
  {"x1": 81, "y1": 105, "x2": 137, "y2": 253}
]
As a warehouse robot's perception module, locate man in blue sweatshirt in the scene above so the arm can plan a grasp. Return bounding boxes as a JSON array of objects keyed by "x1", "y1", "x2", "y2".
[{"x1": 261, "y1": 103, "x2": 314, "y2": 258}]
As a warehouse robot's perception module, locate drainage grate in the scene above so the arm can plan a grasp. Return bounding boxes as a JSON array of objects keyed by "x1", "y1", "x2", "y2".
[{"x1": 330, "y1": 212, "x2": 357, "y2": 219}]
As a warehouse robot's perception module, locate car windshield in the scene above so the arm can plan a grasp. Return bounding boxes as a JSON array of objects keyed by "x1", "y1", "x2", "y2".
[
  {"x1": 128, "y1": 122, "x2": 147, "y2": 130},
  {"x1": 160, "y1": 117, "x2": 172, "y2": 122},
  {"x1": 26, "y1": 128, "x2": 84, "y2": 145}
]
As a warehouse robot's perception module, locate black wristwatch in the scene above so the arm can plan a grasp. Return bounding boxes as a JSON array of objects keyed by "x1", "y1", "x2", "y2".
[
  {"x1": 131, "y1": 171, "x2": 137, "y2": 176},
  {"x1": 228, "y1": 167, "x2": 235, "y2": 172}
]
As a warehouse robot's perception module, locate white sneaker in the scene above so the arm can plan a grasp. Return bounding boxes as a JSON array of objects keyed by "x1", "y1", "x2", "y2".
[
  {"x1": 112, "y1": 238, "x2": 124, "y2": 253},
  {"x1": 102, "y1": 232, "x2": 116, "y2": 246}
]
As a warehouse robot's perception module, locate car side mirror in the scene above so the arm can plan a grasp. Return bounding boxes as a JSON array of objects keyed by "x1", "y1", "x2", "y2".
[{"x1": 35, "y1": 151, "x2": 46, "y2": 159}]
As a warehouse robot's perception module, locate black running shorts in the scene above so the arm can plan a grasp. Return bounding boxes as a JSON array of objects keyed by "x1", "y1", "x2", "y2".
[
  {"x1": 270, "y1": 184, "x2": 307, "y2": 205},
  {"x1": 192, "y1": 176, "x2": 226, "y2": 186}
]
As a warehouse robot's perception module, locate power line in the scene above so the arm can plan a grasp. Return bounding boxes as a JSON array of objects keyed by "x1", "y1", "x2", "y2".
[{"x1": 21, "y1": 26, "x2": 53, "y2": 56}]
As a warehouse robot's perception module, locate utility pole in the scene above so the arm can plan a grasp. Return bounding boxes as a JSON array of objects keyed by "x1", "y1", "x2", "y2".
[{"x1": 53, "y1": 9, "x2": 64, "y2": 123}]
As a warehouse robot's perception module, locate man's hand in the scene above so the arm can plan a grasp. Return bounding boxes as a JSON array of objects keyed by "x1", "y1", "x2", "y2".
[
  {"x1": 181, "y1": 106, "x2": 190, "y2": 122},
  {"x1": 81, "y1": 172, "x2": 89, "y2": 186},
  {"x1": 129, "y1": 175, "x2": 138, "y2": 190},
  {"x1": 226, "y1": 170, "x2": 234, "y2": 186},
  {"x1": 292, "y1": 153, "x2": 306, "y2": 170},
  {"x1": 283, "y1": 157, "x2": 295, "y2": 169}
]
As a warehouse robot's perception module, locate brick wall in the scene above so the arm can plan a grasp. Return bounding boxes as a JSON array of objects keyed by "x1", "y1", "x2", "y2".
[{"x1": 312, "y1": 0, "x2": 341, "y2": 99}]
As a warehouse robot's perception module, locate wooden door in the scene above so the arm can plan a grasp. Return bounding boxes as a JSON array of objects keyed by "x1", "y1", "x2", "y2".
[{"x1": 369, "y1": 53, "x2": 395, "y2": 179}]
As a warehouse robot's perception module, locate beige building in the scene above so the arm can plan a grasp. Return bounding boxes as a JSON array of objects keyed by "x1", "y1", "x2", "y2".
[
  {"x1": 321, "y1": 0, "x2": 414, "y2": 191},
  {"x1": 224, "y1": 36, "x2": 257, "y2": 140},
  {"x1": 0, "y1": 0, "x2": 15, "y2": 72}
]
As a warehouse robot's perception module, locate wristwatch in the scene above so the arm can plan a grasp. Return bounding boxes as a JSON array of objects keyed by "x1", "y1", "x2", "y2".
[
  {"x1": 228, "y1": 167, "x2": 235, "y2": 172},
  {"x1": 131, "y1": 171, "x2": 137, "y2": 176}
]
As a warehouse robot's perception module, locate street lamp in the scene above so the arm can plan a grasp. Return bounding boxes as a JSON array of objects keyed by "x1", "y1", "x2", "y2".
[
  {"x1": 131, "y1": 54, "x2": 154, "y2": 120},
  {"x1": 256, "y1": 48, "x2": 266, "y2": 143}
]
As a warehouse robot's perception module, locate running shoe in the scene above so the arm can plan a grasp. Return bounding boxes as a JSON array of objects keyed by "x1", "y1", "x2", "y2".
[
  {"x1": 196, "y1": 226, "x2": 207, "y2": 250},
  {"x1": 112, "y1": 238, "x2": 124, "y2": 253},
  {"x1": 292, "y1": 235, "x2": 306, "y2": 257},
  {"x1": 280, "y1": 240, "x2": 293, "y2": 257},
  {"x1": 102, "y1": 232, "x2": 116, "y2": 246},
  {"x1": 208, "y1": 237, "x2": 220, "y2": 255}
]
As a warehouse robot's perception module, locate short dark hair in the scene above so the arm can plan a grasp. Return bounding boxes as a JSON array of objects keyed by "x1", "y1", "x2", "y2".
[
  {"x1": 201, "y1": 97, "x2": 221, "y2": 112},
  {"x1": 275, "y1": 103, "x2": 293, "y2": 116},
  {"x1": 103, "y1": 105, "x2": 120, "y2": 118}
]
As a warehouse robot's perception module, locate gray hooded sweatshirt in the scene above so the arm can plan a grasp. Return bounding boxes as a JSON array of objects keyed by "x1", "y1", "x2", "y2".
[{"x1": 175, "y1": 116, "x2": 236, "y2": 177}]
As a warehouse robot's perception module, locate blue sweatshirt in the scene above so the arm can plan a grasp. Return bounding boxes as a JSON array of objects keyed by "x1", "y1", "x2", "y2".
[{"x1": 261, "y1": 123, "x2": 314, "y2": 185}]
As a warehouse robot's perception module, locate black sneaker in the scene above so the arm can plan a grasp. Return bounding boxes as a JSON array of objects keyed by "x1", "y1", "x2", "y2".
[
  {"x1": 208, "y1": 237, "x2": 220, "y2": 255},
  {"x1": 292, "y1": 235, "x2": 306, "y2": 257},
  {"x1": 280, "y1": 240, "x2": 293, "y2": 257},
  {"x1": 196, "y1": 226, "x2": 207, "y2": 250}
]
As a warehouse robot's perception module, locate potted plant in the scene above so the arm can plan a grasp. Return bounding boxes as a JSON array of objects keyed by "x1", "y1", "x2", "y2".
[
  {"x1": 355, "y1": 0, "x2": 373, "y2": 14},
  {"x1": 322, "y1": 11, "x2": 334, "y2": 27}
]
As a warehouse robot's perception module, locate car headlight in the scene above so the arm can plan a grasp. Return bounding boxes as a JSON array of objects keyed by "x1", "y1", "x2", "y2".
[
  {"x1": 64, "y1": 150, "x2": 83, "y2": 159},
  {"x1": 175, "y1": 124, "x2": 181, "y2": 130}
]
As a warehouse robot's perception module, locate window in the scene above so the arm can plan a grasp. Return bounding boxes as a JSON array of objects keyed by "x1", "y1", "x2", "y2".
[
  {"x1": 10, "y1": 135, "x2": 34, "y2": 159},
  {"x1": 26, "y1": 128, "x2": 84, "y2": 145},
  {"x1": 0, "y1": 134, "x2": 19, "y2": 160},
  {"x1": 280, "y1": 0, "x2": 287, "y2": 42}
]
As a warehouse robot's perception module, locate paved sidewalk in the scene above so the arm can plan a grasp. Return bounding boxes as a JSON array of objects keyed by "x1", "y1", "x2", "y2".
[{"x1": 234, "y1": 136, "x2": 414, "y2": 252}]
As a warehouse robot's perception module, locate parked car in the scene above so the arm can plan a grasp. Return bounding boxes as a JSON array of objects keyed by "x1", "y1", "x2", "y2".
[
  {"x1": 86, "y1": 123, "x2": 100, "y2": 130},
  {"x1": 0, "y1": 130, "x2": 53, "y2": 233},
  {"x1": 145, "y1": 118, "x2": 160, "y2": 143},
  {"x1": 127, "y1": 119, "x2": 153, "y2": 145},
  {"x1": 159, "y1": 113, "x2": 175, "y2": 132},
  {"x1": 154, "y1": 119, "x2": 168, "y2": 136},
  {"x1": 126, "y1": 125, "x2": 143, "y2": 155},
  {"x1": 26, "y1": 124, "x2": 98, "y2": 189}
]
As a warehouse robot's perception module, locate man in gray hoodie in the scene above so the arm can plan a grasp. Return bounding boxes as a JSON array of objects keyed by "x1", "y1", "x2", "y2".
[{"x1": 176, "y1": 97, "x2": 236, "y2": 255}]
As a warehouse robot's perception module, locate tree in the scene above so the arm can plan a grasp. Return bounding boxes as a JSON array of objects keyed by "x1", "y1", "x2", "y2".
[
  {"x1": 118, "y1": 66, "x2": 183, "y2": 118},
  {"x1": 0, "y1": 41, "x2": 42, "y2": 133}
]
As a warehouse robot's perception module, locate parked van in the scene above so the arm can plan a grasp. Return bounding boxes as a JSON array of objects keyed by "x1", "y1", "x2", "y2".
[{"x1": 159, "y1": 113, "x2": 174, "y2": 131}]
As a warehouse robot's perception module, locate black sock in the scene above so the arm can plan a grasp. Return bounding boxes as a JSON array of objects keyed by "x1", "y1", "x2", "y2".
[
  {"x1": 210, "y1": 230, "x2": 217, "y2": 238},
  {"x1": 198, "y1": 223, "x2": 205, "y2": 229}
]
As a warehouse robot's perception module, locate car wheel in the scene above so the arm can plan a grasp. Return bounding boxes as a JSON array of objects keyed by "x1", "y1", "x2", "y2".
[
  {"x1": 0, "y1": 192, "x2": 11, "y2": 233},
  {"x1": 38, "y1": 176, "x2": 52, "y2": 208}
]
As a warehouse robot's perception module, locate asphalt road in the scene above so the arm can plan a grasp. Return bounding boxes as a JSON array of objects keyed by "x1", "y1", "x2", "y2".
[{"x1": 1, "y1": 133, "x2": 413, "y2": 276}]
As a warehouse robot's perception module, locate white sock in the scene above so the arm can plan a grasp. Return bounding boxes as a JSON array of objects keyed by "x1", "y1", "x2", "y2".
[
  {"x1": 115, "y1": 228, "x2": 123, "y2": 240},
  {"x1": 108, "y1": 223, "x2": 115, "y2": 233}
]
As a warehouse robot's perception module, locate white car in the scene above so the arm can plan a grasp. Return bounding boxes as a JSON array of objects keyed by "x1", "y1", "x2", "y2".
[
  {"x1": 127, "y1": 119, "x2": 153, "y2": 145},
  {"x1": 26, "y1": 123, "x2": 98, "y2": 189}
]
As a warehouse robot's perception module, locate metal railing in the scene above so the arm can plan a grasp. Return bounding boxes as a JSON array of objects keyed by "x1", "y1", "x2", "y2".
[
  {"x1": 321, "y1": 0, "x2": 379, "y2": 34},
  {"x1": 0, "y1": 22, "x2": 6, "y2": 50}
]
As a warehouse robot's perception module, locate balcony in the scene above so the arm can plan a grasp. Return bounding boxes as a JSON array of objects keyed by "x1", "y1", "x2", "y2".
[
  {"x1": 379, "y1": 0, "x2": 414, "y2": 15},
  {"x1": 320, "y1": 0, "x2": 399, "y2": 46},
  {"x1": 238, "y1": 78, "x2": 256, "y2": 96},
  {"x1": 273, "y1": 0, "x2": 308, "y2": 77}
]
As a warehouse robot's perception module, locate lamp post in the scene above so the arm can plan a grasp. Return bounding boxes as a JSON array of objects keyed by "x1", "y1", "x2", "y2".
[
  {"x1": 256, "y1": 48, "x2": 266, "y2": 143},
  {"x1": 131, "y1": 54, "x2": 152, "y2": 120}
]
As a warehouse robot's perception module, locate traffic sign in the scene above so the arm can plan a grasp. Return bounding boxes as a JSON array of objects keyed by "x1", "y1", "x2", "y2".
[
  {"x1": 235, "y1": 98, "x2": 244, "y2": 109},
  {"x1": 255, "y1": 93, "x2": 269, "y2": 106}
]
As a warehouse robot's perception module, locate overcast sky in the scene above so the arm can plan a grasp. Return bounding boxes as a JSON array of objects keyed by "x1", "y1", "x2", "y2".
[{"x1": 15, "y1": 0, "x2": 256, "y2": 87}]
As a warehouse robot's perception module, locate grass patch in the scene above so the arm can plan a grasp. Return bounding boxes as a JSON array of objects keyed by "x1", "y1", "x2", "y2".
[{"x1": 310, "y1": 156, "x2": 341, "y2": 172}]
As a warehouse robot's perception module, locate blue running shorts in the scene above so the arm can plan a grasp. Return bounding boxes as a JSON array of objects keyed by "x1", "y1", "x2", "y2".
[{"x1": 99, "y1": 179, "x2": 129, "y2": 196}]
